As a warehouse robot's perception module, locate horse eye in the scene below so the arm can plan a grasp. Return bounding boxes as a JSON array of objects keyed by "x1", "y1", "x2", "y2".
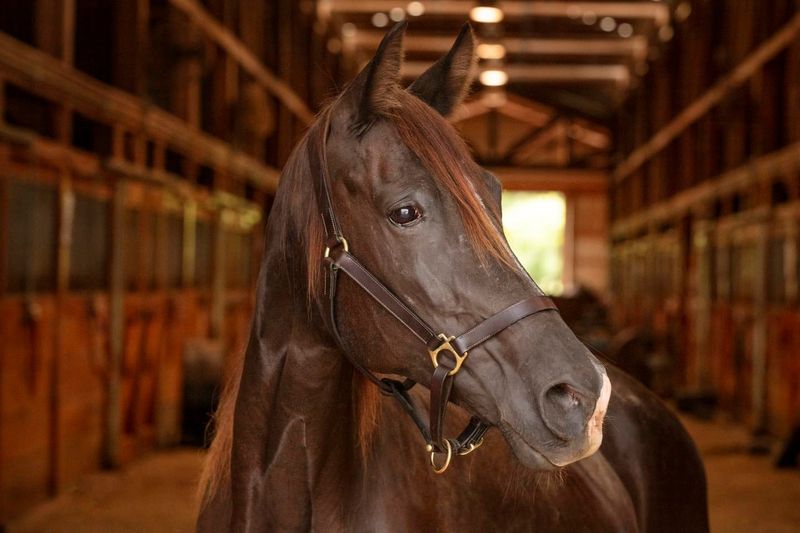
[{"x1": 388, "y1": 205, "x2": 422, "y2": 226}]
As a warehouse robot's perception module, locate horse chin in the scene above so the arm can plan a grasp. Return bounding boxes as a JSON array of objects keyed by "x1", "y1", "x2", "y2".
[{"x1": 497, "y1": 422, "x2": 562, "y2": 471}]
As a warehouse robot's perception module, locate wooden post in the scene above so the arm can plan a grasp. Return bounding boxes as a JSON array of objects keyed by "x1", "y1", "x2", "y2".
[
  {"x1": 276, "y1": 0, "x2": 294, "y2": 165},
  {"x1": 113, "y1": 0, "x2": 149, "y2": 95},
  {"x1": 35, "y1": 0, "x2": 76, "y2": 64},
  {"x1": 170, "y1": 11, "x2": 203, "y2": 127},
  {"x1": 182, "y1": 200, "x2": 197, "y2": 287},
  {"x1": 210, "y1": 208, "x2": 227, "y2": 340},
  {"x1": 562, "y1": 193, "x2": 576, "y2": 294},
  {"x1": 786, "y1": 215, "x2": 798, "y2": 304},
  {"x1": 692, "y1": 215, "x2": 713, "y2": 392},
  {"x1": 750, "y1": 216, "x2": 770, "y2": 451},
  {"x1": 105, "y1": 177, "x2": 127, "y2": 468}
]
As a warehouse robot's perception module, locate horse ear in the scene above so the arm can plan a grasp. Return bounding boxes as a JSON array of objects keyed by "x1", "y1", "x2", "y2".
[
  {"x1": 349, "y1": 21, "x2": 407, "y2": 128},
  {"x1": 407, "y1": 23, "x2": 476, "y2": 117}
]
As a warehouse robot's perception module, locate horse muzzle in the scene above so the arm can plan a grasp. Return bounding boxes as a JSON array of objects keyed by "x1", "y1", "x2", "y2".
[{"x1": 498, "y1": 368, "x2": 612, "y2": 469}]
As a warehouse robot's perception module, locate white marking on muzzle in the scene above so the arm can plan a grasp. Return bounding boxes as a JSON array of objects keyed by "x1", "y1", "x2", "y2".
[{"x1": 577, "y1": 373, "x2": 612, "y2": 461}]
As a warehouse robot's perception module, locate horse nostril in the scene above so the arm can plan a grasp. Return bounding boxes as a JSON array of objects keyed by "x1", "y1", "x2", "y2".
[
  {"x1": 547, "y1": 383, "x2": 584, "y2": 409},
  {"x1": 540, "y1": 382, "x2": 595, "y2": 442}
]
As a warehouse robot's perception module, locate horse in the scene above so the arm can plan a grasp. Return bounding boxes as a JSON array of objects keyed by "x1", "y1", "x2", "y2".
[{"x1": 197, "y1": 23, "x2": 708, "y2": 532}]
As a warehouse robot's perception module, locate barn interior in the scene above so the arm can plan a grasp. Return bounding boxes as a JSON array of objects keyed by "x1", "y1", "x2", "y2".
[{"x1": 1, "y1": 1, "x2": 799, "y2": 531}]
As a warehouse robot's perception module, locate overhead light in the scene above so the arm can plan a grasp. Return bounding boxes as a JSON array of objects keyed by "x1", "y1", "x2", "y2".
[
  {"x1": 477, "y1": 43, "x2": 506, "y2": 60},
  {"x1": 407, "y1": 1, "x2": 425, "y2": 17},
  {"x1": 600, "y1": 17, "x2": 617, "y2": 32},
  {"x1": 372, "y1": 12, "x2": 389, "y2": 27},
  {"x1": 327, "y1": 38, "x2": 342, "y2": 54},
  {"x1": 341, "y1": 22, "x2": 357, "y2": 38},
  {"x1": 470, "y1": 6, "x2": 504, "y2": 23},
  {"x1": 566, "y1": 6, "x2": 581, "y2": 19},
  {"x1": 617, "y1": 23, "x2": 634, "y2": 38},
  {"x1": 658, "y1": 25, "x2": 674, "y2": 42},
  {"x1": 581, "y1": 11, "x2": 597, "y2": 25},
  {"x1": 675, "y1": 2, "x2": 692, "y2": 22},
  {"x1": 389, "y1": 7, "x2": 406, "y2": 21},
  {"x1": 480, "y1": 69, "x2": 508, "y2": 87}
]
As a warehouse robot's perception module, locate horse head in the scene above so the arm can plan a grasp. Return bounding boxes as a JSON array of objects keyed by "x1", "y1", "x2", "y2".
[{"x1": 311, "y1": 22, "x2": 611, "y2": 471}]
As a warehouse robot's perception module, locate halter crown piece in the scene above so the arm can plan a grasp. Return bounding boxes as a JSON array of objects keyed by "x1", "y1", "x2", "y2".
[{"x1": 309, "y1": 123, "x2": 557, "y2": 474}]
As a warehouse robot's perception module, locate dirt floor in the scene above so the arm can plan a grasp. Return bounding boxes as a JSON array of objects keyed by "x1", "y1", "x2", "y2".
[
  {"x1": 6, "y1": 416, "x2": 800, "y2": 532},
  {"x1": 6, "y1": 449, "x2": 204, "y2": 533},
  {"x1": 681, "y1": 416, "x2": 800, "y2": 533}
]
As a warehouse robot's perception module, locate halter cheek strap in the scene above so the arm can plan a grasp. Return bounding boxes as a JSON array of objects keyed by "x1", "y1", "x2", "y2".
[{"x1": 308, "y1": 122, "x2": 558, "y2": 473}]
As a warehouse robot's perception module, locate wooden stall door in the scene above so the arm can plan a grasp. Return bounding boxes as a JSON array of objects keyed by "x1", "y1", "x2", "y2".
[
  {"x1": 156, "y1": 291, "x2": 198, "y2": 446},
  {"x1": 0, "y1": 297, "x2": 57, "y2": 523},
  {"x1": 120, "y1": 294, "x2": 165, "y2": 462},
  {"x1": 55, "y1": 295, "x2": 107, "y2": 490},
  {"x1": 767, "y1": 311, "x2": 800, "y2": 435}
]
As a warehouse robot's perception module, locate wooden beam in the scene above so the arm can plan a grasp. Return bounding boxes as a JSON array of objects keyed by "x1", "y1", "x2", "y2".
[
  {"x1": 611, "y1": 140, "x2": 800, "y2": 238},
  {"x1": 354, "y1": 33, "x2": 648, "y2": 60},
  {"x1": 503, "y1": 115, "x2": 561, "y2": 163},
  {"x1": 324, "y1": 1, "x2": 670, "y2": 26},
  {"x1": 489, "y1": 167, "x2": 607, "y2": 193},
  {"x1": 403, "y1": 62, "x2": 630, "y2": 86},
  {"x1": 614, "y1": 11, "x2": 800, "y2": 184},
  {"x1": 497, "y1": 96, "x2": 553, "y2": 127},
  {"x1": 168, "y1": 0, "x2": 315, "y2": 124},
  {"x1": 450, "y1": 98, "x2": 491, "y2": 123},
  {"x1": 0, "y1": 32, "x2": 280, "y2": 190}
]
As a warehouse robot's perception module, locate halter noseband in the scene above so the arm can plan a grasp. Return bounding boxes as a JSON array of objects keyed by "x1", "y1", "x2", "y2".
[{"x1": 309, "y1": 123, "x2": 557, "y2": 474}]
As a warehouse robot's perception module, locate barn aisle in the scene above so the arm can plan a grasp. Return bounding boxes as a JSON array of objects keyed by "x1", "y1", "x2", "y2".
[
  {"x1": 6, "y1": 416, "x2": 800, "y2": 533},
  {"x1": 681, "y1": 417, "x2": 800, "y2": 533},
  {"x1": 6, "y1": 450, "x2": 203, "y2": 533}
]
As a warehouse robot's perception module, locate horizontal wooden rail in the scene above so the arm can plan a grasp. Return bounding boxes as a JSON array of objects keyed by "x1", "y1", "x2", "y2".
[
  {"x1": 169, "y1": 0, "x2": 315, "y2": 125},
  {"x1": 403, "y1": 62, "x2": 630, "y2": 85},
  {"x1": 489, "y1": 167, "x2": 608, "y2": 193},
  {"x1": 354, "y1": 33, "x2": 648, "y2": 61},
  {"x1": 325, "y1": 1, "x2": 669, "y2": 25},
  {"x1": 613, "y1": 11, "x2": 800, "y2": 184},
  {"x1": 612, "y1": 140, "x2": 800, "y2": 238},
  {"x1": 0, "y1": 31, "x2": 280, "y2": 191}
]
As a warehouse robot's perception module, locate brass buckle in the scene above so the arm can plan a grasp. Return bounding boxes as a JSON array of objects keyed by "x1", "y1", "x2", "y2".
[
  {"x1": 429, "y1": 440, "x2": 453, "y2": 474},
  {"x1": 429, "y1": 333, "x2": 467, "y2": 376},
  {"x1": 457, "y1": 437, "x2": 484, "y2": 456},
  {"x1": 323, "y1": 237, "x2": 349, "y2": 259}
]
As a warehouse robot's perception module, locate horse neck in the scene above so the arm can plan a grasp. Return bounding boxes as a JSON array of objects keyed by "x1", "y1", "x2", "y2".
[{"x1": 231, "y1": 233, "x2": 359, "y2": 530}]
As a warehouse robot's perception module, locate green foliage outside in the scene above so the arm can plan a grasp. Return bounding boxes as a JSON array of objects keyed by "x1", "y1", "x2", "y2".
[{"x1": 501, "y1": 191, "x2": 565, "y2": 295}]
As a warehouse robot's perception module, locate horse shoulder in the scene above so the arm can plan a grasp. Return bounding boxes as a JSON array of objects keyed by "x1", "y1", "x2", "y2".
[{"x1": 600, "y1": 365, "x2": 709, "y2": 533}]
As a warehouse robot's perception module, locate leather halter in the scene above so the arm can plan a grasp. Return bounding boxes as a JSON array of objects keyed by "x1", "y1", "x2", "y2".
[{"x1": 308, "y1": 122, "x2": 557, "y2": 473}]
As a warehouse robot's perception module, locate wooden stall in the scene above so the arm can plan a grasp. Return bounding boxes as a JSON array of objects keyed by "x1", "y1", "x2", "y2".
[
  {"x1": 0, "y1": 0, "x2": 340, "y2": 524},
  {"x1": 610, "y1": 0, "x2": 800, "y2": 439}
]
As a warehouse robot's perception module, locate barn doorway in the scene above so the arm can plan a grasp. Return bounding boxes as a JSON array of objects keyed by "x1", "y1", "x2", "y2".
[{"x1": 501, "y1": 191, "x2": 566, "y2": 296}]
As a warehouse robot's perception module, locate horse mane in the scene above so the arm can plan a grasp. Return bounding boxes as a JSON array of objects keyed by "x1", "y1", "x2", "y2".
[{"x1": 198, "y1": 89, "x2": 515, "y2": 505}]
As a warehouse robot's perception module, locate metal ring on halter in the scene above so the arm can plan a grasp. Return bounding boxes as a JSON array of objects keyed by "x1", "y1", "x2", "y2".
[
  {"x1": 457, "y1": 437, "x2": 484, "y2": 456},
  {"x1": 429, "y1": 439, "x2": 453, "y2": 474},
  {"x1": 324, "y1": 237, "x2": 349, "y2": 259}
]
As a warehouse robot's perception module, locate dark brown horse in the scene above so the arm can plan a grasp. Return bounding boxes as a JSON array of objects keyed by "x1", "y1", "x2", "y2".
[{"x1": 197, "y1": 23, "x2": 708, "y2": 532}]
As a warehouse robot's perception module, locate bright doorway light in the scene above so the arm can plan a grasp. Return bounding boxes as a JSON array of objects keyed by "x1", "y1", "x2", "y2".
[{"x1": 502, "y1": 191, "x2": 566, "y2": 295}]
